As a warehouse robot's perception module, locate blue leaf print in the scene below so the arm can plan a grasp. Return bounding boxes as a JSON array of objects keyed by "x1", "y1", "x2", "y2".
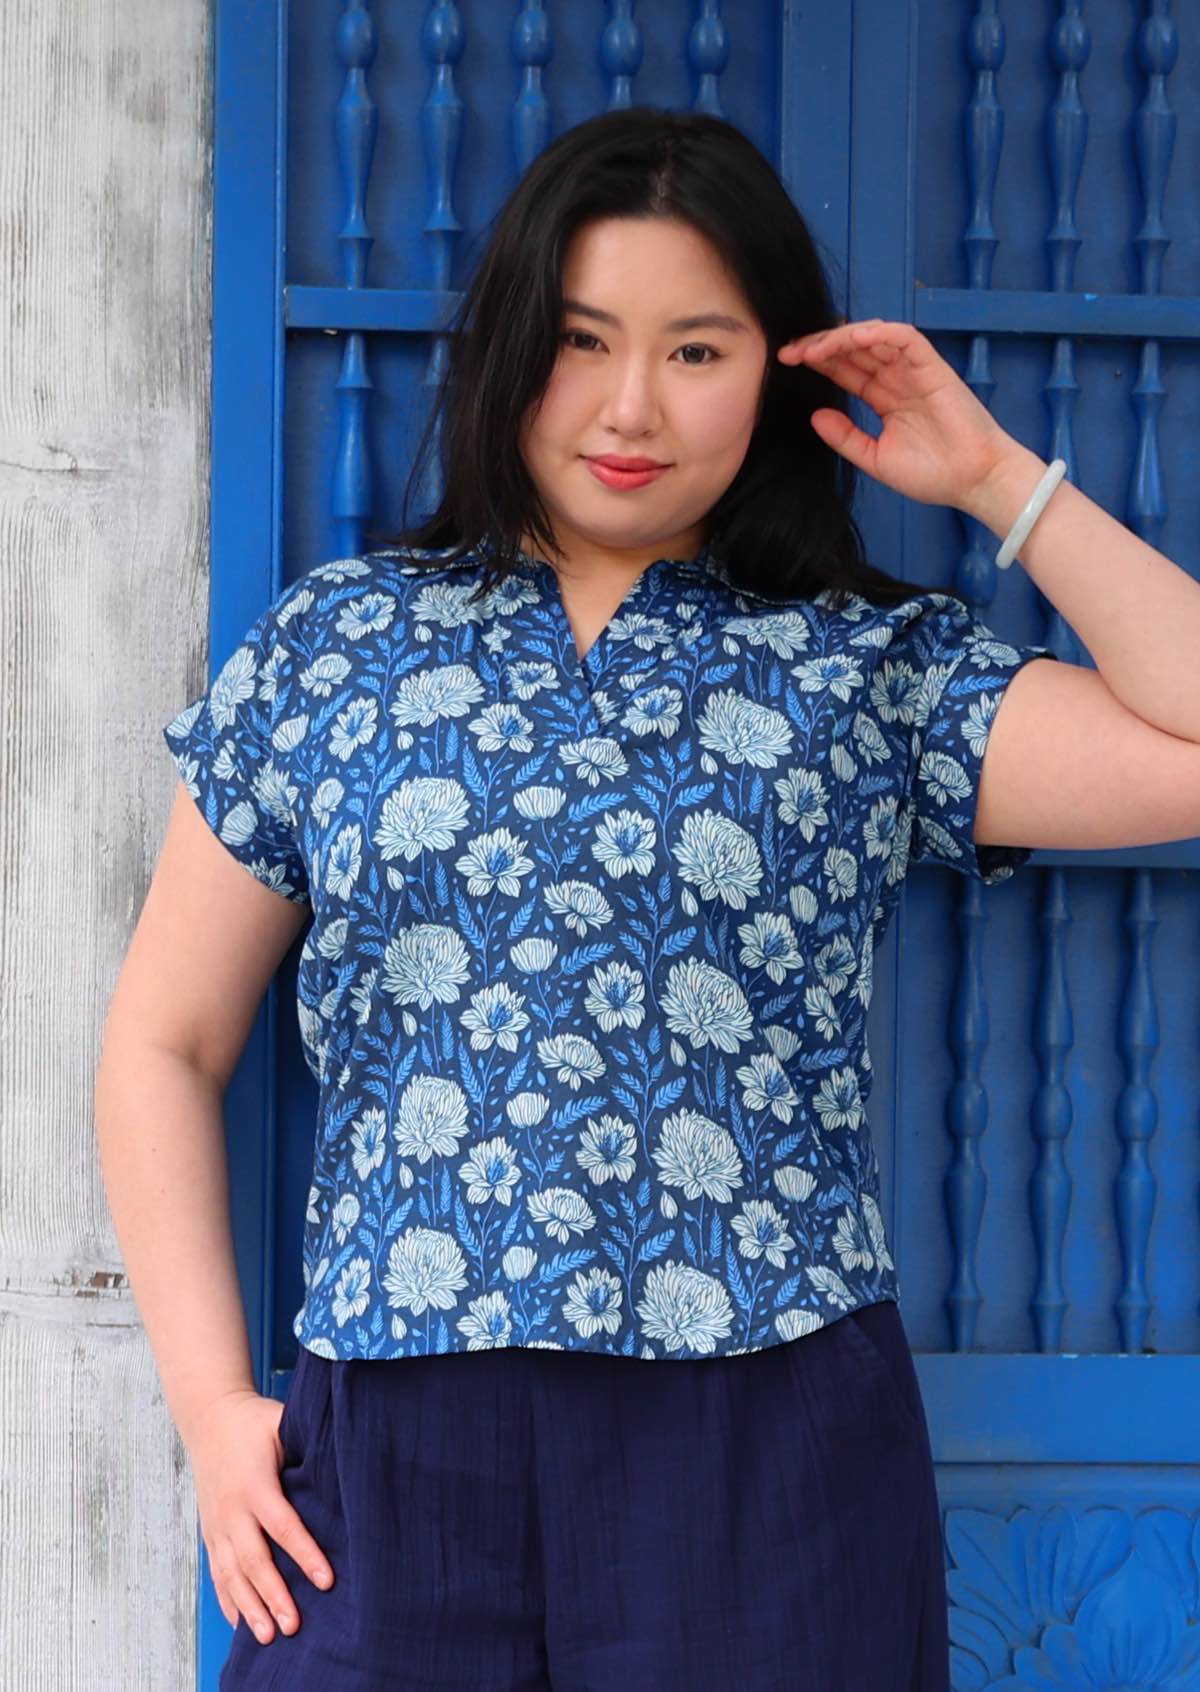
[{"x1": 161, "y1": 544, "x2": 1052, "y2": 1360}]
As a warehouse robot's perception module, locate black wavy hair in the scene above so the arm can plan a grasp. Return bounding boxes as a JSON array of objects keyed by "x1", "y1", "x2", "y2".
[{"x1": 369, "y1": 105, "x2": 947, "y2": 610}]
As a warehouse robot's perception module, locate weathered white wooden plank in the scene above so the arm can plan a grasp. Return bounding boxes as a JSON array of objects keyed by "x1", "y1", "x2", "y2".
[{"x1": 0, "y1": 0, "x2": 212, "y2": 1684}]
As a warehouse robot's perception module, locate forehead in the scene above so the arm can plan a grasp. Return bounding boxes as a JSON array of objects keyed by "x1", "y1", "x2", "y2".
[{"x1": 562, "y1": 216, "x2": 752, "y2": 317}]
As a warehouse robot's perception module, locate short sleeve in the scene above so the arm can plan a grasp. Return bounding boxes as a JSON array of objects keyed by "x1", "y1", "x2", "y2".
[
  {"x1": 162, "y1": 586, "x2": 312, "y2": 905},
  {"x1": 904, "y1": 597, "x2": 1059, "y2": 886}
]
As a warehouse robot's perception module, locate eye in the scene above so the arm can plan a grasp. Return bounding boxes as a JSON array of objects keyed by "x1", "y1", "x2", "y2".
[
  {"x1": 558, "y1": 329, "x2": 723, "y2": 366},
  {"x1": 673, "y1": 343, "x2": 722, "y2": 366}
]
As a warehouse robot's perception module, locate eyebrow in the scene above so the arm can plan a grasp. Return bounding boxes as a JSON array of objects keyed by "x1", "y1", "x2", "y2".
[{"x1": 560, "y1": 297, "x2": 751, "y2": 335}]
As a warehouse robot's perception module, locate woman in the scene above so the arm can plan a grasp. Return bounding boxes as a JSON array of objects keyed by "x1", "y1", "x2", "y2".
[{"x1": 96, "y1": 107, "x2": 1200, "y2": 1690}]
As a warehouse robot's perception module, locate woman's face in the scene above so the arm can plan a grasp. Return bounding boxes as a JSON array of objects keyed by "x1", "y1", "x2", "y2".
[{"x1": 518, "y1": 216, "x2": 769, "y2": 570}]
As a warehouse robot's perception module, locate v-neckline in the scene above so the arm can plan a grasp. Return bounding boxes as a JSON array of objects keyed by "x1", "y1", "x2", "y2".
[{"x1": 514, "y1": 554, "x2": 659, "y2": 675}]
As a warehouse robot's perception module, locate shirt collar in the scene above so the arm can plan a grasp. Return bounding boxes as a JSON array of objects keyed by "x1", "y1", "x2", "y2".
[{"x1": 487, "y1": 534, "x2": 734, "y2": 590}]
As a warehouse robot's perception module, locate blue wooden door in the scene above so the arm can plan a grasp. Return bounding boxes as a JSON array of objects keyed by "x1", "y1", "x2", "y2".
[{"x1": 197, "y1": 2, "x2": 1200, "y2": 1684}]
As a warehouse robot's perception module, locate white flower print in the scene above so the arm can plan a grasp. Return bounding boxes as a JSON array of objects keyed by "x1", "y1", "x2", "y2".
[
  {"x1": 331, "y1": 1257, "x2": 372, "y2": 1326},
  {"x1": 852, "y1": 711, "x2": 892, "y2": 766},
  {"x1": 823, "y1": 844, "x2": 858, "y2": 902},
  {"x1": 504, "y1": 659, "x2": 558, "y2": 699},
  {"x1": 582, "y1": 961, "x2": 646, "y2": 1031},
  {"x1": 790, "y1": 653, "x2": 865, "y2": 701},
  {"x1": 696, "y1": 689, "x2": 793, "y2": 768},
  {"x1": 562, "y1": 1268, "x2": 624, "y2": 1338},
  {"x1": 502, "y1": 1246, "x2": 538, "y2": 1280},
  {"x1": 813, "y1": 1067, "x2": 865, "y2": 1133},
  {"x1": 456, "y1": 1291, "x2": 514, "y2": 1349},
  {"x1": 620, "y1": 685, "x2": 683, "y2": 737},
  {"x1": 208, "y1": 642, "x2": 259, "y2": 730},
  {"x1": 814, "y1": 933, "x2": 856, "y2": 993},
  {"x1": 775, "y1": 1306, "x2": 826, "y2": 1340},
  {"x1": 351, "y1": 1108, "x2": 387, "y2": 1181},
  {"x1": 863, "y1": 794, "x2": 899, "y2": 859},
  {"x1": 511, "y1": 784, "x2": 567, "y2": 820},
  {"x1": 804, "y1": 983, "x2": 843, "y2": 1043},
  {"x1": 919, "y1": 749, "x2": 972, "y2": 808},
  {"x1": 536, "y1": 1033, "x2": 606, "y2": 1090},
  {"x1": 336, "y1": 591, "x2": 396, "y2": 640},
  {"x1": 329, "y1": 695, "x2": 379, "y2": 761},
  {"x1": 527, "y1": 1185, "x2": 597, "y2": 1243},
  {"x1": 390, "y1": 662, "x2": 486, "y2": 726},
  {"x1": 468, "y1": 702, "x2": 535, "y2": 753},
  {"x1": 773, "y1": 1163, "x2": 817, "y2": 1204},
  {"x1": 805, "y1": 1263, "x2": 856, "y2": 1311},
  {"x1": 559, "y1": 735, "x2": 629, "y2": 785},
  {"x1": 374, "y1": 776, "x2": 472, "y2": 860},
  {"x1": 652, "y1": 1109, "x2": 744, "y2": 1203},
  {"x1": 723, "y1": 609, "x2": 812, "y2": 659},
  {"x1": 165, "y1": 548, "x2": 1050, "y2": 1361},
  {"x1": 861, "y1": 1193, "x2": 895, "y2": 1271},
  {"x1": 731, "y1": 1199, "x2": 795, "y2": 1268},
  {"x1": 299, "y1": 651, "x2": 353, "y2": 696},
  {"x1": 661, "y1": 958, "x2": 755, "y2": 1053},
  {"x1": 460, "y1": 982, "x2": 530, "y2": 1052},
  {"x1": 311, "y1": 775, "x2": 345, "y2": 823},
  {"x1": 576, "y1": 1113, "x2": 638, "y2": 1184},
  {"x1": 635, "y1": 1262, "x2": 736, "y2": 1355},
  {"x1": 510, "y1": 938, "x2": 558, "y2": 972},
  {"x1": 325, "y1": 821, "x2": 363, "y2": 898},
  {"x1": 672, "y1": 811, "x2": 764, "y2": 909},
  {"x1": 543, "y1": 879, "x2": 613, "y2": 936},
  {"x1": 736, "y1": 1052, "x2": 800, "y2": 1124},
  {"x1": 774, "y1": 766, "x2": 830, "y2": 839},
  {"x1": 311, "y1": 556, "x2": 373, "y2": 584},
  {"x1": 591, "y1": 809, "x2": 657, "y2": 878},
  {"x1": 832, "y1": 1205, "x2": 875, "y2": 1272},
  {"x1": 392, "y1": 1075, "x2": 472, "y2": 1162},
  {"x1": 458, "y1": 1135, "x2": 522, "y2": 1205},
  {"x1": 737, "y1": 910, "x2": 804, "y2": 983},
  {"x1": 868, "y1": 658, "x2": 922, "y2": 725},
  {"x1": 410, "y1": 578, "x2": 493, "y2": 629},
  {"x1": 381, "y1": 924, "x2": 472, "y2": 1009},
  {"x1": 455, "y1": 828, "x2": 534, "y2": 897},
  {"x1": 330, "y1": 1191, "x2": 361, "y2": 1245},
  {"x1": 382, "y1": 1228, "x2": 468, "y2": 1314}
]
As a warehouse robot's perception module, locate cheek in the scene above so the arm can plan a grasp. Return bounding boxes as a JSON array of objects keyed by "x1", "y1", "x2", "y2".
[
  {"x1": 682, "y1": 373, "x2": 763, "y2": 456},
  {"x1": 527, "y1": 361, "x2": 585, "y2": 441}
]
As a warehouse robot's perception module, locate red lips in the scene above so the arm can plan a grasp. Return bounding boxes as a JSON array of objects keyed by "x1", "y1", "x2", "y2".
[{"x1": 586, "y1": 455, "x2": 670, "y2": 470}]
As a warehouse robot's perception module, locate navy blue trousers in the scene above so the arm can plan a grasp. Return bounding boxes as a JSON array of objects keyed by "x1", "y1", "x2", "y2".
[{"x1": 218, "y1": 1298, "x2": 948, "y2": 1690}]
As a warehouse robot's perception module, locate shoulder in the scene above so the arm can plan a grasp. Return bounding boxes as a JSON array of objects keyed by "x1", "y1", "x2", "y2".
[{"x1": 266, "y1": 548, "x2": 484, "y2": 638}]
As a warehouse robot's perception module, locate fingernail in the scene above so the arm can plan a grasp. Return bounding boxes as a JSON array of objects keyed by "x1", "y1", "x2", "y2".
[
  {"x1": 275, "y1": 1611, "x2": 294, "y2": 1631},
  {"x1": 311, "y1": 1567, "x2": 331, "y2": 1588},
  {"x1": 255, "y1": 1621, "x2": 271, "y2": 1643}
]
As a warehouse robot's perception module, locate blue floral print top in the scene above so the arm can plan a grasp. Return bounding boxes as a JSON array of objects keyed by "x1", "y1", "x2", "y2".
[{"x1": 162, "y1": 538, "x2": 1056, "y2": 1361}]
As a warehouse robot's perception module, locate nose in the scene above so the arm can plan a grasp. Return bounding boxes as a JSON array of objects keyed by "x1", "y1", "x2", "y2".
[{"x1": 600, "y1": 354, "x2": 663, "y2": 435}]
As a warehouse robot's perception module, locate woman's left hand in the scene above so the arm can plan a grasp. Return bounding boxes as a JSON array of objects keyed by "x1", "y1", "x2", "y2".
[{"x1": 778, "y1": 318, "x2": 1017, "y2": 513}]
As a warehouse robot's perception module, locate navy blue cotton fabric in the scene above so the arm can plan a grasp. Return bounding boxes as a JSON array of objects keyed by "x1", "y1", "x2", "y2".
[
  {"x1": 218, "y1": 1298, "x2": 948, "y2": 1690},
  {"x1": 163, "y1": 540, "x2": 1055, "y2": 1362}
]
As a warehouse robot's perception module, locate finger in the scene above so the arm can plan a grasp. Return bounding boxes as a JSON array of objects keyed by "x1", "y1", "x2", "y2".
[
  {"x1": 225, "y1": 1564, "x2": 282, "y2": 1644},
  {"x1": 211, "y1": 1539, "x2": 280, "y2": 1645},
  {"x1": 260, "y1": 1490, "x2": 335, "y2": 1592},
  {"x1": 798, "y1": 320, "x2": 917, "y2": 364},
  {"x1": 214, "y1": 1585, "x2": 240, "y2": 1632},
  {"x1": 231, "y1": 1524, "x2": 299, "y2": 1641},
  {"x1": 807, "y1": 406, "x2": 881, "y2": 474},
  {"x1": 802, "y1": 336, "x2": 901, "y2": 375}
]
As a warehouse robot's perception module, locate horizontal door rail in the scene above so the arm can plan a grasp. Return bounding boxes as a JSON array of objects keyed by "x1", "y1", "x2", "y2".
[{"x1": 285, "y1": 283, "x2": 1200, "y2": 342}]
